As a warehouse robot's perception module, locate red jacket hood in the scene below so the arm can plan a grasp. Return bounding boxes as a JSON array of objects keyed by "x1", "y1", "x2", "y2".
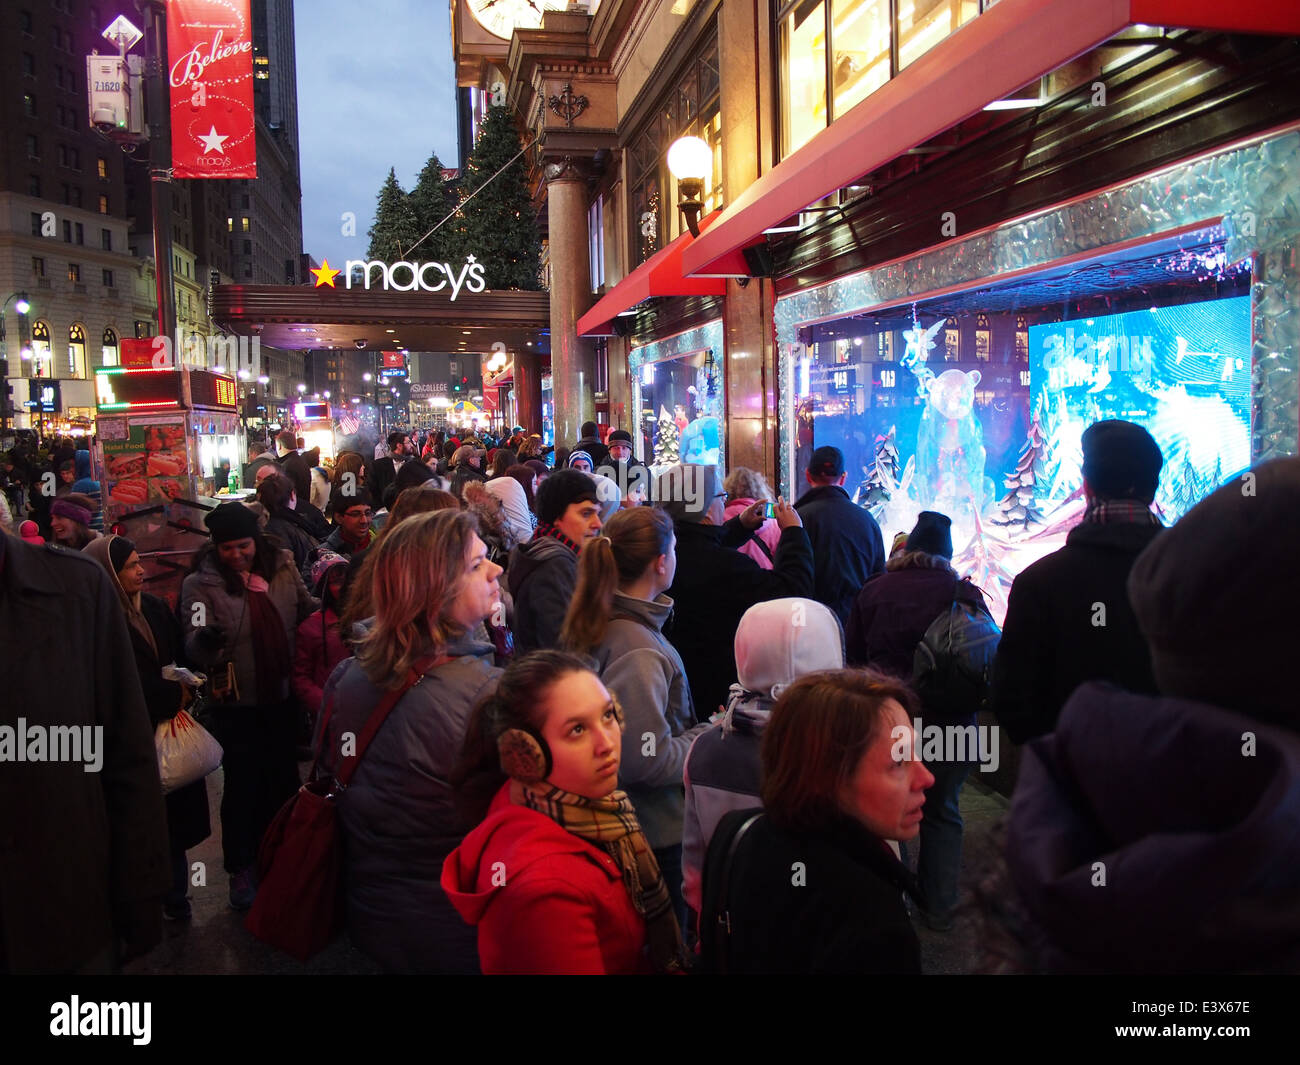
[{"x1": 441, "y1": 783, "x2": 623, "y2": 926}]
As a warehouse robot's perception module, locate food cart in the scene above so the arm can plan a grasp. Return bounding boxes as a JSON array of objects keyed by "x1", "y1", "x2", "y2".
[
  {"x1": 292, "y1": 399, "x2": 336, "y2": 462},
  {"x1": 93, "y1": 365, "x2": 247, "y2": 605}
]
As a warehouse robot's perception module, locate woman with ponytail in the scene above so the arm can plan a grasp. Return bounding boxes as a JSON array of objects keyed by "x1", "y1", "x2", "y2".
[
  {"x1": 444, "y1": 652, "x2": 687, "y2": 974},
  {"x1": 558, "y1": 507, "x2": 709, "y2": 927}
]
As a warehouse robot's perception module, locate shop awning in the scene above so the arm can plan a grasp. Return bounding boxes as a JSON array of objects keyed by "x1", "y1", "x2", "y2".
[
  {"x1": 681, "y1": 0, "x2": 1300, "y2": 278},
  {"x1": 578, "y1": 210, "x2": 726, "y2": 336}
]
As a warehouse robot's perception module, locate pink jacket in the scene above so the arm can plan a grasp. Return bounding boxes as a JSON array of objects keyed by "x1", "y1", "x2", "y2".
[
  {"x1": 292, "y1": 607, "x2": 350, "y2": 719},
  {"x1": 724, "y1": 497, "x2": 780, "y2": 570}
]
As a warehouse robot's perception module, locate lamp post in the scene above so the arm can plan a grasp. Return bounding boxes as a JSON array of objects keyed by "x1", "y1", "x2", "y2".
[
  {"x1": 0, "y1": 293, "x2": 33, "y2": 432},
  {"x1": 666, "y1": 136, "x2": 712, "y2": 238}
]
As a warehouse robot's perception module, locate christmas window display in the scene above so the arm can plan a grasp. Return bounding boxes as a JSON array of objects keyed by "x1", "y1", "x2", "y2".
[{"x1": 629, "y1": 321, "x2": 726, "y2": 470}]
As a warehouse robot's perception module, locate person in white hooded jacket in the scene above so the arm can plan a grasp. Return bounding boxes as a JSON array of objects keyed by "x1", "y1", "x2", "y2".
[{"x1": 681, "y1": 597, "x2": 844, "y2": 923}]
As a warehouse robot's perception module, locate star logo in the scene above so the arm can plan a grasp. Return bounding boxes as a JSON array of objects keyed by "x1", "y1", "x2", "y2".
[
  {"x1": 311, "y1": 259, "x2": 341, "y2": 288},
  {"x1": 466, "y1": 254, "x2": 476, "y2": 263},
  {"x1": 198, "y1": 125, "x2": 229, "y2": 155}
]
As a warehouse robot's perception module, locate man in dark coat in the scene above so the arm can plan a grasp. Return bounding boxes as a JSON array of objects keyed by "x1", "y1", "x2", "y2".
[
  {"x1": 991, "y1": 420, "x2": 1165, "y2": 745},
  {"x1": 507, "y1": 470, "x2": 603, "y2": 652},
  {"x1": 1007, "y1": 458, "x2": 1300, "y2": 973},
  {"x1": 575, "y1": 420, "x2": 609, "y2": 469},
  {"x1": 0, "y1": 534, "x2": 170, "y2": 972},
  {"x1": 658, "y1": 464, "x2": 815, "y2": 719},
  {"x1": 794, "y1": 445, "x2": 885, "y2": 628},
  {"x1": 369, "y1": 432, "x2": 413, "y2": 506}
]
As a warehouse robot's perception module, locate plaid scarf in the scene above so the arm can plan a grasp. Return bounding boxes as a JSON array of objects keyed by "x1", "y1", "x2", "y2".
[
  {"x1": 510, "y1": 779, "x2": 686, "y2": 973},
  {"x1": 532, "y1": 521, "x2": 581, "y2": 554},
  {"x1": 1082, "y1": 499, "x2": 1162, "y2": 526}
]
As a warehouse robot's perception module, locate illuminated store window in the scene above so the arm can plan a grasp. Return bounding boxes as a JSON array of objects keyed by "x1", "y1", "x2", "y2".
[
  {"x1": 68, "y1": 323, "x2": 87, "y2": 378},
  {"x1": 898, "y1": 0, "x2": 980, "y2": 70},
  {"x1": 102, "y1": 327, "x2": 119, "y2": 367},
  {"x1": 975, "y1": 313, "x2": 990, "y2": 361}
]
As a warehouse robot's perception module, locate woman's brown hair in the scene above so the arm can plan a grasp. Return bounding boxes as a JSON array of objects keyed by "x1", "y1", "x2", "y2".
[
  {"x1": 489, "y1": 448, "x2": 516, "y2": 478},
  {"x1": 559, "y1": 506, "x2": 674, "y2": 652},
  {"x1": 352, "y1": 509, "x2": 480, "y2": 688},
  {"x1": 329, "y1": 452, "x2": 366, "y2": 516},
  {"x1": 760, "y1": 669, "x2": 919, "y2": 834},
  {"x1": 340, "y1": 485, "x2": 461, "y2": 633}
]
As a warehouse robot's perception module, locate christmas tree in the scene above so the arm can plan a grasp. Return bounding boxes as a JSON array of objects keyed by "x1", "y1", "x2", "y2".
[
  {"x1": 460, "y1": 106, "x2": 541, "y2": 290},
  {"x1": 858, "y1": 427, "x2": 900, "y2": 519},
  {"x1": 653, "y1": 406, "x2": 679, "y2": 465},
  {"x1": 1168, "y1": 454, "x2": 1205, "y2": 520},
  {"x1": 367, "y1": 168, "x2": 421, "y2": 262},
  {"x1": 407, "y1": 152, "x2": 460, "y2": 263},
  {"x1": 991, "y1": 413, "x2": 1048, "y2": 532}
]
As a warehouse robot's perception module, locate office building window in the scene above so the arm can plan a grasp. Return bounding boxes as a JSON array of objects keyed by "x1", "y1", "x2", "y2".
[
  {"x1": 28, "y1": 175, "x2": 41, "y2": 197},
  {"x1": 227, "y1": 217, "x2": 233, "y2": 232},
  {"x1": 98, "y1": 194, "x2": 108, "y2": 214},
  {"x1": 63, "y1": 219, "x2": 72, "y2": 242},
  {"x1": 70, "y1": 187, "x2": 82, "y2": 209},
  {"x1": 32, "y1": 256, "x2": 45, "y2": 278},
  {"x1": 241, "y1": 217, "x2": 250, "y2": 232},
  {"x1": 23, "y1": 93, "x2": 37, "y2": 117},
  {"x1": 101, "y1": 228, "x2": 112, "y2": 250},
  {"x1": 97, "y1": 157, "x2": 108, "y2": 179},
  {"x1": 102, "y1": 269, "x2": 114, "y2": 288},
  {"x1": 20, "y1": 10, "x2": 33, "y2": 34},
  {"x1": 31, "y1": 212, "x2": 43, "y2": 236},
  {"x1": 22, "y1": 53, "x2": 35, "y2": 77},
  {"x1": 25, "y1": 134, "x2": 38, "y2": 159},
  {"x1": 75, "y1": 222, "x2": 84, "y2": 244},
  {"x1": 68, "y1": 263, "x2": 81, "y2": 283}
]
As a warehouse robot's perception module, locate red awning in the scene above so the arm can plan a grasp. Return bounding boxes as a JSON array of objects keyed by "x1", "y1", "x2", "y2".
[
  {"x1": 682, "y1": 0, "x2": 1300, "y2": 278},
  {"x1": 578, "y1": 210, "x2": 726, "y2": 336}
]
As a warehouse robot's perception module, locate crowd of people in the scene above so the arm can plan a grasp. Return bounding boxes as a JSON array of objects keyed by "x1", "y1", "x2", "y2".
[{"x1": 3, "y1": 415, "x2": 1297, "y2": 975}]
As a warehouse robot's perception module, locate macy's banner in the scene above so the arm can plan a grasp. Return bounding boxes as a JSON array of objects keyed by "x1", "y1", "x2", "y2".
[{"x1": 167, "y1": 0, "x2": 256, "y2": 179}]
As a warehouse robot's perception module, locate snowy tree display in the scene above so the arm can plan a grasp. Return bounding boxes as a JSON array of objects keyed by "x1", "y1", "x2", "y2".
[
  {"x1": 991, "y1": 413, "x2": 1048, "y2": 532},
  {"x1": 653, "y1": 406, "x2": 679, "y2": 465},
  {"x1": 857, "y1": 427, "x2": 901, "y2": 520}
]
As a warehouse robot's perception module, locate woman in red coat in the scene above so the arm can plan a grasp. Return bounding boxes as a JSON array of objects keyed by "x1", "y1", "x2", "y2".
[{"x1": 444, "y1": 652, "x2": 686, "y2": 974}]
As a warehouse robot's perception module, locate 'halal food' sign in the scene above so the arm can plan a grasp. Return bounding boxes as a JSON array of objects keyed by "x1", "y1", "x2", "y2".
[{"x1": 311, "y1": 255, "x2": 487, "y2": 300}]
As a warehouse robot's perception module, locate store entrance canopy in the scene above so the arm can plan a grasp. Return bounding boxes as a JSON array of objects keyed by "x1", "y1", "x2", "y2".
[
  {"x1": 681, "y1": 0, "x2": 1300, "y2": 278},
  {"x1": 210, "y1": 285, "x2": 550, "y2": 354},
  {"x1": 578, "y1": 210, "x2": 726, "y2": 337}
]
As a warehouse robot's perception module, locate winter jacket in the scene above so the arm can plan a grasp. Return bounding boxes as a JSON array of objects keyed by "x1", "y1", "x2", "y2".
[
  {"x1": 1008, "y1": 682, "x2": 1300, "y2": 973},
  {"x1": 846, "y1": 566, "x2": 988, "y2": 679},
  {"x1": 294, "y1": 500, "x2": 332, "y2": 541},
  {"x1": 506, "y1": 535, "x2": 578, "y2": 653},
  {"x1": 441, "y1": 783, "x2": 650, "y2": 974},
  {"x1": 71, "y1": 450, "x2": 103, "y2": 532},
  {"x1": 485, "y1": 475, "x2": 533, "y2": 549},
  {"x1": 450, "y1": 462, "x2": 488, "y2": 502},
  {"x1": 588, "y1": 592, "x2": 710, "y2": 849},
  {"x1": 724, "y1": 497, "x2": 780, "y2": 570},
  {"x1": 0, "y1": 536, "x2": 170, "y2": 973},
  {"x1": 991, "y1": 519, "x2": 1163, "y2": 744},
  {"x1": 793, "y1": 483, "x2": 885, "y2": 627},
  {"x1": 681, "y1": 689, "x2": 770, "y2": 916},
  {"x1": 180, "y1": 549, "x2": 317, "y2": 707},
  {"x1": 264, "y1": 508, "x2": 319, "y2": 573},
  {"x1": 324, "y1": 524, "x2": 375, "y2": 561},
  {"x1": 665, "y1": 518, "x2": 815, "y2": 719},
  {"x1": 318, "y1": 632, "x2": 502, "y2": 973},
  {"x1": 711, "y1": 810, "x2": 921, "y2": 974},
  {"x1": 575, "y1": 435, "x2": 609, "y2": 469},
  {"x1": 292, "y1": 606, "x2": 349, "y2": 721}
]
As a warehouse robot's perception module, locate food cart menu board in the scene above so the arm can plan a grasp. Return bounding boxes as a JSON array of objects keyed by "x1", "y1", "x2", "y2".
[{"x1": 101, "y1": 414, "x2": 191, "y2": 508}]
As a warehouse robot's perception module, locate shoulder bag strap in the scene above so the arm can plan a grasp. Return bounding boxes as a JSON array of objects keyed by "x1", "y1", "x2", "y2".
[
  {"x1": 713, "y1": 811, "x2": 764, "y2": 975},
  {"x1": 331, "y1": 651, "x2": 452, "y2": 789}
]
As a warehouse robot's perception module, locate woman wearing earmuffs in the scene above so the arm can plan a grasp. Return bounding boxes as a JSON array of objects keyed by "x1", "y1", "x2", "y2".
[{"x1": 444, "y1": 651, "x2": 688, "y2": 974}]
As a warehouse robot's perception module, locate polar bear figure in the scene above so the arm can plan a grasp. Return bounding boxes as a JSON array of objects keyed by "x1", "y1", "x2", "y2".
[{"x1": 915, "y1": 368, "x2": 988, "y2": 513}]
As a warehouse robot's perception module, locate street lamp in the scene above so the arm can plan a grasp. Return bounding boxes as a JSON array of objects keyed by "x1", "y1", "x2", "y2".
[
  {"x1": 0, "y1": 293, "x2": 33, "y2": 430},
  {"x1": 667, "y1": 136, "x2": 711, "y2": 238},
  {"x1": 296, "y1": 383, "x2": 307, "y2": 393}
]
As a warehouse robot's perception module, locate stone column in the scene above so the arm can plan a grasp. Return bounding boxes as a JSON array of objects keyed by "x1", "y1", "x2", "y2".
[
  {"x1": 514, "y1": 347, "x2": 543, "y2": 437},
  {"x1": 718, "y1": 0, "x2": 777, "y2": 485},
  {"x1": 547, "y1": 159, "x2": 596, "y2": 447}
]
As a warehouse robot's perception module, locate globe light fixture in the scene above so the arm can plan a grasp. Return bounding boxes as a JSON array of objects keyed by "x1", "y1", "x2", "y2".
[
  {"x1": 296, "y1": 383, "x2": 307, "y2": 393},
  {"x1": 666, "y1": 136, "x2": 711, "y2": 238},
  {"x1": 14, "y1": 297, "x2": 31, "y2": 315},
  {"x1": 363, "y1": 372, "x2": 372, "y2": 382}
]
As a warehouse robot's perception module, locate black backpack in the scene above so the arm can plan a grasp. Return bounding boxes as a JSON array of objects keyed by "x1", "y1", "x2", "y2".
[
  {"x1": 912, "y1": 580, "x2": 1001, "y2": 721},
  {"x1": 698, "y1": 807, "x2": 765, "y2": 975}
]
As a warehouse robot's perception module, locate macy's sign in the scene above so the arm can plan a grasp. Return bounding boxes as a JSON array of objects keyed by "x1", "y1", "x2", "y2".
[{"x1": 341, "y1": 255, "x2": 488, "y2": 300}]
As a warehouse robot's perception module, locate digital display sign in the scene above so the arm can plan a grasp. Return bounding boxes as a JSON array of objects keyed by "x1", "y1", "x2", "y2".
[
  {"x1": 95, "y1": 368, "x2": 238, "y2": 411},
  {"x1": 189, "y1": 370, "x2": 239, "y2": 410}
]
